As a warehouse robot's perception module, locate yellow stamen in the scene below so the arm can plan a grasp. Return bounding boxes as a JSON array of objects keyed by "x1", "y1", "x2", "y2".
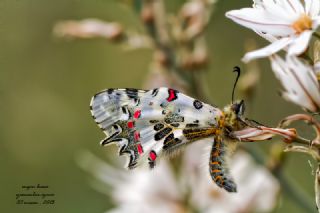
[{"x1": 292, "y1": 14, "x2": 312, "y2": 34}]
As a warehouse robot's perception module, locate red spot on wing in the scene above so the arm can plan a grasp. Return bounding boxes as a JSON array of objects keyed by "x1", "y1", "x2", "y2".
[
  {"x1": 149, "y1": 151, "x2": 157, "y2": 161},
  {"x1": 137, "y1": 144, "x2": 143, "y2": 155},
  {"x1": 127, "y1": 121, "x2": 135, "y2": 128},
  {"x1": 166, "y1": 89, "x2": 178, "y2": 102},
  {"x1": 134, "y1": 131, "x2": 140, "y2": 141},
  {"x1": 134, "y1": 110, "x2": 141, "y2": 119}
]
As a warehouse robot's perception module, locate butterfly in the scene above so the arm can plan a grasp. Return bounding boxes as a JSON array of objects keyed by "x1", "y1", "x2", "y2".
[{"x1": 89, "y1": 82, "x2": 257, "y2": 193}]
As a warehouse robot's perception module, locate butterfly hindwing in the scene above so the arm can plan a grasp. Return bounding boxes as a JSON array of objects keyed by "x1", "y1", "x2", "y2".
[{"x1": 90, "y1": 88, "x2": 147, "y2": 168}]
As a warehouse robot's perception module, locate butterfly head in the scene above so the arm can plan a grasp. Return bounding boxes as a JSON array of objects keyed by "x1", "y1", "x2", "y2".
[
  {"x1": 231, "y1": 100, "x2": 245, "y2": 118},
  {"x1": 222, "y1": 100, "x2": 246, "y2": 131},
  {"x1": 221, "y1": 66, "x2": 248, "y2": 131}
]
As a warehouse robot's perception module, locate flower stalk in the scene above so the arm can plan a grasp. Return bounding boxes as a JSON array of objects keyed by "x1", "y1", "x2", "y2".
[{"x1": 316, "y1": 163, "x2": 320, "y2": 210}]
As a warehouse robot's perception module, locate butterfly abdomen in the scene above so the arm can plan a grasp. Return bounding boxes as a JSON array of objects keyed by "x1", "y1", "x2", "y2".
[{"x1": 209, "y1": 138, "x2": 237, "y2": 192}]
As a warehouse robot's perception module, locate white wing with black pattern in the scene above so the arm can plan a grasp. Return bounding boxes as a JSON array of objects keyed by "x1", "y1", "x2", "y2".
[{"x1": 90, "y1": 87, "x2": 223, "y2": 169}]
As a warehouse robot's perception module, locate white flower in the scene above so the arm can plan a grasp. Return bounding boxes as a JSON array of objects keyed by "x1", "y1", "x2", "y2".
[
  {"x1": 181, "y1": 143, "x2": 280, "y2": 213},
  {"x1": 226, "y1": 0, "x2": 320, "y2": 62},
  {"x1": 78, "y1": 141, "x2": 279, "y2": 213},
  {"x1": 53, "y1": 19, "x2": 123, "y2": 40},
  {"x1": 270, "y1": 55, "x2": 320, "y2": 112}
]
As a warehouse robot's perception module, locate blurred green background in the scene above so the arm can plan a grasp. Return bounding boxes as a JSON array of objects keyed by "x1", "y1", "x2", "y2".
[{"x1": 0, "y1": 0, "x2": 316, "y2": 212}]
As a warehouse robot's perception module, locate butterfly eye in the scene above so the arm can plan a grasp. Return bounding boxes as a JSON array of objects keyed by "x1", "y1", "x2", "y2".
[
  {"x1": 237, "y1": 100, "x2": 245, "y2": 116},
  {"x1": 232, "y1": 100, "x2": 245, "y2": 117}
]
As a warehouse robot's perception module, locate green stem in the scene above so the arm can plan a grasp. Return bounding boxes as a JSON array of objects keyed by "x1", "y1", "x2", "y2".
[
  {"x1": 293, "y1": 136, "x2": 313, "y2": 146},
  {"x1": 315, "y1": 162, "x2": 320, "y2": 212},
  {"x1": 314, "y1": 32, "x2": 320, "y2": 40},
  {"x1": 275, "y1": 169, "x2": 316, "y2": 213}
]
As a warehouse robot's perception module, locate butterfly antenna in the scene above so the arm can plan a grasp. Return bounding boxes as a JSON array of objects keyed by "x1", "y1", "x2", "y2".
[{"x1": 232, "y1": 66, "x2": 241, "y2": 104}]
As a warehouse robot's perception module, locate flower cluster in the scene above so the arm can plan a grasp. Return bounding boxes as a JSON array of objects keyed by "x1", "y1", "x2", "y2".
[
  {"x1": 226, "y1": 0, "x2": 320, "y2": 113},
  {"x1": 78, "y1": 143, "x2": 279, "y2": 213},
  {"x1": 227, "y1": 1, "x2": 320, "y2": 209},
  {"x1": 226, "y1": 0, "x2": 320, "y2": 62}
]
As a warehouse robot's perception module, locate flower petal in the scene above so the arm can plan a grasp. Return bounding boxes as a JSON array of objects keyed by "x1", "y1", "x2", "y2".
[
  {"x1": 271, "y1": 56, "x2": 308, "y2": 107},
  {"x1": 263, "y1": 0, "x2": 299, "y2": 21},
  {"x1": 312, "y1": 16, "x2": 320, "y2": 28},
  {"x1": 226, "y1": 8, "x2": 294, "y2": 36},
  {"x1": 289, "y1": 56, "x2": 320, "y2": 107},
  {"x1": 253, "y1": 0, "x2": 302, "y2": 18},
  {"x1": 253, "y1": 0, "x2": 264, "y2": 8},
  {"x1": 305, "y1": 0, "x2": 320, "y2": 17},
  {"x1": 255, "y1": 30, "x2": 278, "y2": 42},
  {"x1": 282, "y1": 0, "x2": 305, "y2": 14},
  {"x1": 265, "y1": 0, "x2": 297, "y2": 19},
  {"x1": 270, "y1": 55, "x2": 320, "y2": 112},
  {"x1": 287, "y1": 30, "x2": 313, "y2": 55},
  {"x1": 242, "y1": 37, "x2": 291, "y2": 62},
  {"x1": 277, "y1": 0, "x2": 303, "y2": 15}
]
